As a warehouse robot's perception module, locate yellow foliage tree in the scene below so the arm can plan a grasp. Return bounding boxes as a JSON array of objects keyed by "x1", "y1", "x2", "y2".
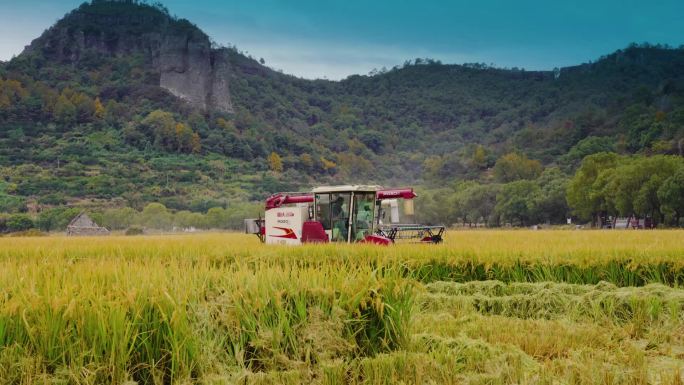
[
  {"x1": 0, "y1": 93, "x2": 10, "y2": 112},
  {"x1": 54, "y1": 94, "x2": 77, "y2": 124},
  {"x1": 94, "y1": 97, "x2": 105, "y2": 120},
  {"x1": 336, "y1": 153, "x2": 372, "y2": 177},
  {"x1": 142, "y1": 110, "x2": 176, "y2": 149},
  {"x1": 423, "y1": 155, "x2": 445, "y2": 179},
  {"x1": 175, "y1": 122, "x2": 194, "y2": 152},
  {"x1": 268, "y1": 152, "x2": 283, "y2": 173},
  {"x1": 191, "y1": 133, "x2": 201, "y2": 154},
  {"x1": 69, "y1": 92, "x2": 95, "y2": 122},
  {"x1": 3, "y1": 79, "x2": 28, "y2": 100},
  {"x1": 299, "y1": 153, "x2": 313, "y2": 170},
  {"x1": 493, "y1": 153, "x2": 543, "y2": 182},
  {"x1": 216, "y1": 117, "x2": 237, "y2": 133},
  {"x1": 472, "y1": 145, "x2": 487, "y2": 169},
  {"x1": 320, "y1": 156, "x2": 337, "y2": 173},
  {"x1": 0, "y1": 79, "x2": 29, "y2": 112}
]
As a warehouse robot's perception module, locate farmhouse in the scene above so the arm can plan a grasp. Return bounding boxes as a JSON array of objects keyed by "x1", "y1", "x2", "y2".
[{"x1": 66, "y1": 212, "x2": 110, "y2": 236}]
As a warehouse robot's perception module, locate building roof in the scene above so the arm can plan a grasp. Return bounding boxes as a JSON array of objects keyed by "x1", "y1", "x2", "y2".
[{"x1": 67, "y1": 211, "x2": 102, "y2": 228}]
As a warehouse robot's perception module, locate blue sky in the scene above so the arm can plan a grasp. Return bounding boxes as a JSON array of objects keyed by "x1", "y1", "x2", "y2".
[{"x1": 1, "y1": 0, "x2": 683, "y2": 79}]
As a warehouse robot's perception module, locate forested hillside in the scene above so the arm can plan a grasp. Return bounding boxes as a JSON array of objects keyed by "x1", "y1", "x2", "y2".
[{"x1": 1, "y1": 0, "x2": 683, "y2": 230}]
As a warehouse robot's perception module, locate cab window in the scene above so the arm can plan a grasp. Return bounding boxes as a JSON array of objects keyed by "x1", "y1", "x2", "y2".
[
  {"x1": 315, "y1": 193, "x2": 331, "y2": 230},
  {"x1": 352, "y1": 192, "x2": 375, "y2": 241},
  {"x1": 330, "y1": 193, "x2": 351, "y2": 242}
]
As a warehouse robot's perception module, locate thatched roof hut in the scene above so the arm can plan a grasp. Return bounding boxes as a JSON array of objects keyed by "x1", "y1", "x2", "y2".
[{"x1": 66, "y1": 212, "x2": 110, "y2": 236}]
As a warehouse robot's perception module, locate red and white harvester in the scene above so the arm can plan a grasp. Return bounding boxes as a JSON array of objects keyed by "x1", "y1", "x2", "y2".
[{"x1": 245, "y1": 185, "x2": 444, "y2": 245}]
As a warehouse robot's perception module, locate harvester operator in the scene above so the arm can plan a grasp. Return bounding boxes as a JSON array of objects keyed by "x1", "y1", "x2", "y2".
[{"x1": 331, "y1": 196, "x2": 348, "y2": 241}]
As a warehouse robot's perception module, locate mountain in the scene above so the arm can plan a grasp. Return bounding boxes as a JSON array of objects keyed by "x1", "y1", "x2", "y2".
[
  {"x1": 1, "y1": 0, "x2": 683, "y2": 216},
  {"x1": 22, "y1": 1, "x2": 233, "y2": 112}
]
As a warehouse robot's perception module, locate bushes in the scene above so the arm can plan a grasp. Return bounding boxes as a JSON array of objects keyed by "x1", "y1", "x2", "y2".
[
  {"x1": 0, "y1": 201, "x2": 262, "y2": 235},
  {"x1": 35, "y1": 207, "x2": 81, "y2": 232},
  {"x1": 568, "y1": 154, "x2": 684, "y2": 226},
  {"x1": 6, "y1": 214, "x2": 33, "y2": 232},
  {"x1": 8, "y1": 229, "x2": 46, "y2": 237},
  {"x1": 124, "y1": 226, "x2": 144, "y2": 236},
  {"x1": 0, "y1": 214, "x2": 36, "y2": 233}
]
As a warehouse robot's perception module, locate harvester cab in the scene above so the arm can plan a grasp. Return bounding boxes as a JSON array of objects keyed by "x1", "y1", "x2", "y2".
[
  {"x1": 245, "y1": 185, "x2": 444, "y2": 245},
  {"x1": 312, "y1": 185, "x2": 380, "y2": 243}
]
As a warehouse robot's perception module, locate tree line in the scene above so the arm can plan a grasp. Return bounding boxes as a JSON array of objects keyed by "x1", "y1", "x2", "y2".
[
  {"x1": 567, "y1": 153, "x2": 684, "y2": 226},
  {"x1": 0, "y1": 202, "x2": 261, "y2": 234},
  {"x1": 417, "y1": 153, "x2": 684, "y2": 228},
  {"x1": 1, "y1": 153, "x2": 682, "y2": 234}
]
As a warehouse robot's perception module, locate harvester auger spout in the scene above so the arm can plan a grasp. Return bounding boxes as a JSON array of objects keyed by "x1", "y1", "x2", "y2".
[{"x1": 245, "y1": 185, "x2": 445, "y2": 245}]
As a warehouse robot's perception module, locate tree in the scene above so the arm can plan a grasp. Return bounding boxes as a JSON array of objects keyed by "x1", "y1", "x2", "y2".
[
  {"x1": 567, "y1": 154, "x2": 683, "y2": 226},
  {"x1": 7, "y1": 214, "x2": 34, "y2": 232},
  {"x1": 360, "y1": 131, "x2": 384, "y2": 153},
  {"x1": 493, "y1": 153, "x2": 542, "y2": 182},
  {"x1": 224, "y1": 202, "x2": 262, "y2": 229},
  {"x1": 104, "y1": 99, "x2": 124, "y2": 125},
  {"x1": 0, "y1": 181, "x2": 25, "y2": 212},
  {"x1": 206, "y1": 207, "x2": 228, "y2": 229},
  {"x1": 190, "y1": 132, "x2": 201, "y2": 154},
  {"x1": 268, "y1": 152, "x2": 283, "y2": 173},
  {"x1": 142, "y1": 110, "x2": 176, "y2": 150},
  {"x1": 174, "y1": 210, "x2": 205, "y2": 229},
  {"x1": 139, "y1": 203, "x2": 172, "y2": 230},
  {"x1": 534, "y1": 168, "x2": 570, "y2": 224},
  {"x1": 299, "y1": 153, "x2": 314, "y2": 171},
  {"x1": 566, "y1": 152, "x2": 620, "y2": 223},
  {"x1": 452, "y1": 182, "x2": 499, "y2": 226},
  {"x1": 423, "y1": 155, "x2": 445, "y2": 180},
  {"x1": 175, "y1": 122, "x2": 194, "y2": 152},
  {"x1": 216, "y1": 117, "x2": 237, "y2": 133},
  {"x1": 0, "y1": 93, "x2": 10, "y2": 113},
  {"x1": 603, "y1": 156, "x2": 679, "y2": 222},
  {"x1": 415, "y1": 188, "x2": 455, "y2": 226},
  {"x1": 53, "y1": 94, "x2": 76, "y2": 125},
  {"x1": 36, "y1": 207, "x2": 81, "y2": 232},
  {"x1": 319, "y1": 156, "x2": 337, "y2": 175},
  {"x1": 496, "y1": 180, "x2": 539, "y2": 226},
  {"x1": 634, "y1": 175, "x2": 664, "y2": 221},
  {"x1": 658, "y1": 166, "x2": 684, "y2": 226},
  {"x1": 94, "y1": 97, "x2": 105, "y2": 120},
  {"x1": 123, "y1": 122, "x2": 147, "y2": 148},
  {"x1": 471, "y1": 145, "x2": 487, "y2": 169},
  {"x1": 70, "y1": 92, "x2": 95, "y2": 122},
  {"x1": 0, "y1": 79, "x2": 28, "y2": 113},
  {"x1": 336, "y1": 152, "x2": 372, "y2": 178},
  {"x1": 101, "y1": 207, "x2": 137, "y2": 230},
  {"x1": 560, "y1": 136, "x2": 616, "y2": 169}
]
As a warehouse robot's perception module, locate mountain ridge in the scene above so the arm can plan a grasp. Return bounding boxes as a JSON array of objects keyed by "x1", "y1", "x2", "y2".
[{"x1": 20, "y1": 0, "x2": 233, "y2": 113}]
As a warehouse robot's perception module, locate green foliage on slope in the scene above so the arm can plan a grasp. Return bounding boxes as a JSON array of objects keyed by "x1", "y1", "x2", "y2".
[{"x1": 1, "y1": 1, "x2": 684, "y2": 220}]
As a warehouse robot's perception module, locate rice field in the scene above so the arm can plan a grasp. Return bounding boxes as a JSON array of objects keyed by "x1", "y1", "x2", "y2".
[{"x1": 1, "y1": 230, "x2": 684, "y2": 384}]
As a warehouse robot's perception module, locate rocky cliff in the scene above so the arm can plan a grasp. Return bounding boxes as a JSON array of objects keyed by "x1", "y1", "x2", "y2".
[{"x1": 23, "y1": 1, "x2": 233, "y2": 113}]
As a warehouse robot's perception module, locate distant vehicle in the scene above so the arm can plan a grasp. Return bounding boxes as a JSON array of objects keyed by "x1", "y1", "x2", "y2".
[{"x1": 245, "y1": 185, "x2": 444, "y2": 245}]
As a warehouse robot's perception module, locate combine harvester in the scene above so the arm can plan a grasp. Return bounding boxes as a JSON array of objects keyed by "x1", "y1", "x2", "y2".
[{"x1": 245, "y1": 185, "x2": 444, "y2": 245}]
